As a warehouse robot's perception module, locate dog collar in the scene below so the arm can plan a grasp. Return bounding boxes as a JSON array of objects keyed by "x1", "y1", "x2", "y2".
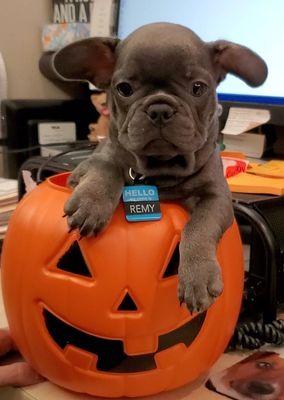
[{"x1": 128, "y1": 168, "x2": 146, "y2": 183}]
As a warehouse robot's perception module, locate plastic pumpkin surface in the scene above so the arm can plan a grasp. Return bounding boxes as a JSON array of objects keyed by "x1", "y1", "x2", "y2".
[{"x1": 1, "y1": 173, "x2": 243, "y2": 397}]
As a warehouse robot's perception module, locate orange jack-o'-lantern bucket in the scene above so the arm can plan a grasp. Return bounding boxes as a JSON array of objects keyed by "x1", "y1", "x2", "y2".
[{"x1": 1, "y1": 173, "x2": 243, "y2": 397}]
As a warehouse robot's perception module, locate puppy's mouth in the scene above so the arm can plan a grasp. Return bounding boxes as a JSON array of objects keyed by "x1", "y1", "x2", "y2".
[
  {"x1": 146, "y1": 155, "x2": 187, "y2": 169},
  {"x1": 139, "y1": 139, "x2": 187, "y2": 169},
  {"x1": 43, "y1": 308, "x2": 206, "y2": 373},
  {"x1": 230, "y1": 379, "x2": 277, "y2": 399},
  {"x1": 143, "y1": 138, "x2": 178, "y2": 154}
]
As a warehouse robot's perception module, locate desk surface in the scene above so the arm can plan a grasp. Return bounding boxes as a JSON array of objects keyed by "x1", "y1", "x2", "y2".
[{"x1": 0, "y1": 282, "x2": 263, "y2": 400}]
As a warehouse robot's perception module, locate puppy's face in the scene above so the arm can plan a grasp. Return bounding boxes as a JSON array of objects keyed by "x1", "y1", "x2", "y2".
[
  {"x1": 110, "y1": 26, "x2": 217, "y2": 170},
  {"x1": 54, "y1": 22, "x2": 267, "y2": 174},
  {"x1": 209, "y1": 352, "x2": 284, "y2": 400}
]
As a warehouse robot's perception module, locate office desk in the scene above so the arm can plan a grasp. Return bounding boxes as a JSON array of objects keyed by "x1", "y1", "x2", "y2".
[{"x1": 0, "y1": 281, "x2": 257, "y2": 400}]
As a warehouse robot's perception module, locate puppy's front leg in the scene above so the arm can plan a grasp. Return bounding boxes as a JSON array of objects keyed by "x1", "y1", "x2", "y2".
[
  {"x1": 64, "y1": 154, "x2": 124, "y2": 236},
  {"x1": 179, "y1": 182, "x2": 233, "y2": 313}
]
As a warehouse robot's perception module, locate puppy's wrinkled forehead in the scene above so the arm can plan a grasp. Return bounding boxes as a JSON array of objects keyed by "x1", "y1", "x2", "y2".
[{"x1": 115, "y1": 23, "x2": 210, "y2": 81}]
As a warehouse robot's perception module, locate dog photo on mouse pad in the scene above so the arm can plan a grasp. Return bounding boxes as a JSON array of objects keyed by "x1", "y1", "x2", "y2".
[{"x1": 207, "y1": 351, "x2": 284, "y2": 400}]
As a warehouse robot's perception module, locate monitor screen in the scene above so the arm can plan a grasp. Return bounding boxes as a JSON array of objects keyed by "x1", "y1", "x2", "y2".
[{"x1": 117, "y1": 0, "x2": 284, "y2": 105}]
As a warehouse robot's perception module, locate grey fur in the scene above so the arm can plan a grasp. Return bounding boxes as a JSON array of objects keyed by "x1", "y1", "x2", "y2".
[{"x1": 53, "y1": 23, "x2": 267, "y2": 313}]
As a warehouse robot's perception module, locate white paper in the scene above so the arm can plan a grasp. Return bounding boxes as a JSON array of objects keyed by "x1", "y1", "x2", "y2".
[
  {"x1": 0, "y1": 178, "x2": 17, "y2": 196},
  {"x1": 38, "y1": 122, "x2": 76, "y2": 145},
  {"x1": 90, "y1": 0, "x2": 115, "y2": 37},
  {"x1": 22, "y1": 170, "x2": 37, "y2": 194},
  {"x1": 221, "y1": 107, "x2": 271, "y2": 136},
  {"x1": 223, "y1": 132, "x2": 266, "y2": 158}
]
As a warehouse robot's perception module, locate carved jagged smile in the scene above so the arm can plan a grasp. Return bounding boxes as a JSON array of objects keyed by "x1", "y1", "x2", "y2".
[{"x1": 44, "y1": 309, "x2": 206, "y2": 373}]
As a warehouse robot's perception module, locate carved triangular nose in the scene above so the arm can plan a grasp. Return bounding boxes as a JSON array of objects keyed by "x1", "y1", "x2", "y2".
[{"x1": 117, "y1": 292, "x2": 138, "y2": 312}]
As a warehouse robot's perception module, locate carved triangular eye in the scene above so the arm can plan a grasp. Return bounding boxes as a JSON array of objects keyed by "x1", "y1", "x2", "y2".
[
  {"x1": 162, "y1": 245, "x2": 180, "y2": 278},
  {"x1": 117, "y1": 292, "x2": 138, "y2": 311},
  {"x1": 57, "y1": 242, "x2": 92, "y2": 277}
]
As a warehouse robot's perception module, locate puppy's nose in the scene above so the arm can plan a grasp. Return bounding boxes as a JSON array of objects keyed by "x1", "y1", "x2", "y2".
[{"x1": 146, "y1": 103, "x2": 174, "y2": 126}]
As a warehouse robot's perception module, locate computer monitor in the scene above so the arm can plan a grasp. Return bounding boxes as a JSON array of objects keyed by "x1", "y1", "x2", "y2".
[{"x1": 116, "y1": 0, "x2": 284, "y2": 124}]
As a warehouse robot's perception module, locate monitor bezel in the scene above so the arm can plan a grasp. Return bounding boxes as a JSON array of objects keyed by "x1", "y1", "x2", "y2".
[{"x1": 218, "y1": 94, "x2": 284, "y2": 106}]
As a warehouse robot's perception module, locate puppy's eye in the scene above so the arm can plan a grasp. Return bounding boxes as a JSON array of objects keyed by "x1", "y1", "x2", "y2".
[
  {"x1": 191, "y1": 81, "x2": 208, "y2": 97},
  {"x1": 116, "y1": 82, "x2": 133, "y2": 97},
  {"x1": 256, "y1": 361, "x2": 272, "y2": 369}
]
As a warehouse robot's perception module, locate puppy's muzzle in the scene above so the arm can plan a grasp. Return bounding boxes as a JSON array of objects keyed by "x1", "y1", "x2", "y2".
[{"x1": 146, "y1": 103, "x2": 175, "y2": 127}]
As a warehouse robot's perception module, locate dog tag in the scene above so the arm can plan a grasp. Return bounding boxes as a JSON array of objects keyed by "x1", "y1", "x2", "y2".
[{"x1": 123, "y1": 185, "x2": 162, "y2": 222}]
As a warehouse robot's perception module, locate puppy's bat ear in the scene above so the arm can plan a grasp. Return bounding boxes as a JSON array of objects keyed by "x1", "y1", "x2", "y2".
[
  {"x1": 53, "y1": 37, "x2": 120, "y2": 88},
  {"x1": 208, "y1": 40, "x2": 268, "y2": 87}
]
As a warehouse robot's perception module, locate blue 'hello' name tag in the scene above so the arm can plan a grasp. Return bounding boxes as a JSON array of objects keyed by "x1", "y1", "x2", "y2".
[{"x1": 123, "y1": 185, "x2": 162, "y2": 222}]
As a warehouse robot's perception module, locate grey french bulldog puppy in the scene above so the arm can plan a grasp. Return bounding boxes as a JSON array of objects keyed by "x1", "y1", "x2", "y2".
[{"x1": 53, "y1": 23, "x2": 267, "y2": 313}]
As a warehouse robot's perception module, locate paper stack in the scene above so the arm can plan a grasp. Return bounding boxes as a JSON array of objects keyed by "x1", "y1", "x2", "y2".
[
  {"x1": 222, "y1": 107, "x2": 271, "y2": 158},
  {"x1": 0, "y1": 178, "x2": 18, "y2": 240}
]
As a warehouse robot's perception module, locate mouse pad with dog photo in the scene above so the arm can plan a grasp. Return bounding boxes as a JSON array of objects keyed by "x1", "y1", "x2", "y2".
[{"x1": 206, "y1": 351, "x2": 284, "y2": 400}]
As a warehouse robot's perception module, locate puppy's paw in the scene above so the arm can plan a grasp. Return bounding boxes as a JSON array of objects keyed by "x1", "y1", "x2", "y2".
[
  {"x1": 67, "y1": 160, "x2": 93, "y2": 189},
  {"x1": 178, "y1": 259, "x2": 223, "y2": 314},
  {"x1": 64, "y1": 183, "x2": 114, "y2": 236}
]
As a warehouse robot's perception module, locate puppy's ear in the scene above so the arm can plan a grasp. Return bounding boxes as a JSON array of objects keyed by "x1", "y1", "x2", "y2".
[
  {"x1": 208, "y1": 40, "x2": 268, "y2": 87},
  {"x1": 53, "y1": 37, "x2": 120, "y2": 88}
]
